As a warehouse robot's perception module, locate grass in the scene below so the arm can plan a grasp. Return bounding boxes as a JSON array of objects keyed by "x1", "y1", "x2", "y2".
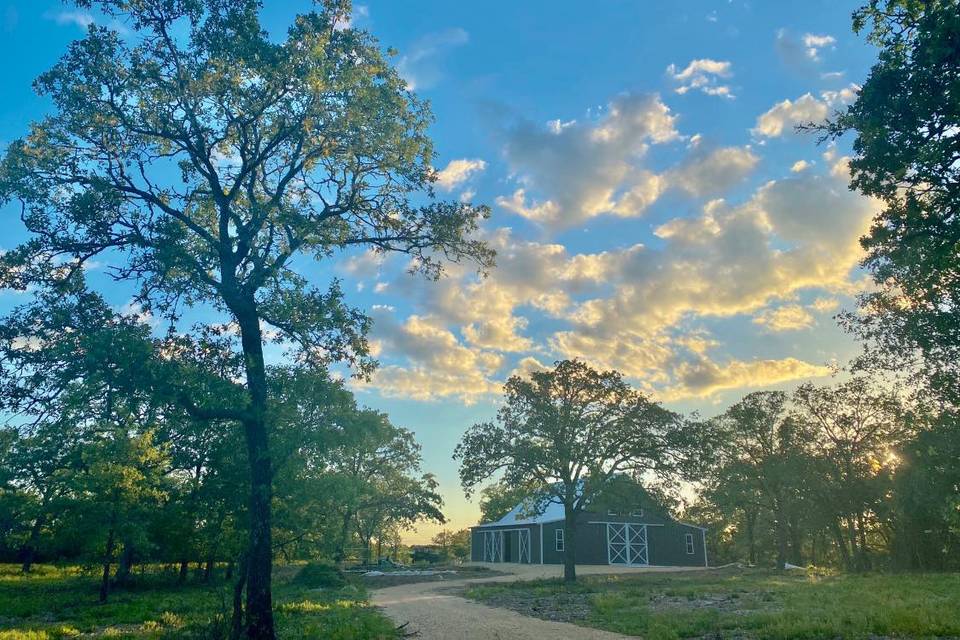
[
  {"x1": 465, "y1": 567, "x2": 960, "y2": 639},
  {"x1": 0, "y1": 563, "x2": 398, "y2": 639}
]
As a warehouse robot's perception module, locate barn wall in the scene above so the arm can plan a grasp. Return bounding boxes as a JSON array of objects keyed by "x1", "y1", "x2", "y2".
[
  {"x1": 472, "y1": 512, "x2": 707, "y2": 567},
  {"x1": 469, "y1": 524, "x2": 541, "y2": 563}
]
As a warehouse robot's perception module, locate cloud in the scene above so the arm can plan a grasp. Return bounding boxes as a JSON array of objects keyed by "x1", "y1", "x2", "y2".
[
  {"x1": 496, "y1": 93, "x2": 679, "y2": 227},
  {"x1": 752, "y1": 85, "x2": 859, "y2": 138},
  {"x1": 669, "y1": 145, "x2": 759, "y2": 197},
  {"x1": 48, "y1": 10, "x2": 94, "y2": 29},
  {"x1": 753, "y1": 305, "x2": 815, "y2": 331},
  {"x1": 803, "y1": 33, "x2": 837, "y2": 61},
  {"x1": 775, "y1": 29, "x2": 836, "y2": 68},
  {"x1": 397, "y1": 28, "x2": 469, "y2": 90},
  {"x1": 434, "y1": 158, "x2": 487, "y2": 191},
  {"x1": 343, "y1": 86, "x2": 881, "y2": 404},
  {"x1": 664, "y1": 356, "x2": 831, "y2": 399},
  {"x1": 666, "y1": 59, "x2": 734, "y2": 98},
  {"x1": 791, "y1": 160, "x2": 812, "y2": 173},
  {"x1": 333, "y1": 3, "x2": 369, "y2": 30},
  {"x1": 356, "y1": 309, "x2": 503, "y2": 404}
]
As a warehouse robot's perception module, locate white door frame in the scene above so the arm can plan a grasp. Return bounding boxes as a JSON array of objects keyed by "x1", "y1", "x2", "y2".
[
  {"x1": 605, "y1": 523, "x2": 649, "y2": 566},
  {"x1": 481, "y1": 528, "x2": 531, "y2": 563}
]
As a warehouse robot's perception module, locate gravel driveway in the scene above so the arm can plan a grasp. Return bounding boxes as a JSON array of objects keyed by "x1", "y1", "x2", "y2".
[{"x1": 371, "y1": 563, "x2": 702, "y2": 639}]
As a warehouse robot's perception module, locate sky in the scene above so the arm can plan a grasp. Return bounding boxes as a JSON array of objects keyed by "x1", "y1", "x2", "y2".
[{"x1": 0, "y1": 1, "x2": 881, "y2": 543}]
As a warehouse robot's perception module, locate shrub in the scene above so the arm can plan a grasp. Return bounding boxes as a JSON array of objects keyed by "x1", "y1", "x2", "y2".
[{"x1": 292, "y1": 562, "x2": 347, "y2": 589}]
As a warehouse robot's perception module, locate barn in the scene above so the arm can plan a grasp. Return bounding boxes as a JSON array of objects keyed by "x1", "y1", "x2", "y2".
[{"x1": 469, "y1": 492, "x2": 707, "y2": 567}]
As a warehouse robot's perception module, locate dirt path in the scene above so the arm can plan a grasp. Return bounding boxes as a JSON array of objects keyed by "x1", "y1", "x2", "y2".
[{"x1": 371, "y1": 564, "x2": 700, "y2": 639}]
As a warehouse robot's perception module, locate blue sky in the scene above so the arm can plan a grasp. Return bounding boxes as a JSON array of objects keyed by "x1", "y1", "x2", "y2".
[{"x1": 0, "y1": 1, "x2": 880, "y2": 542}]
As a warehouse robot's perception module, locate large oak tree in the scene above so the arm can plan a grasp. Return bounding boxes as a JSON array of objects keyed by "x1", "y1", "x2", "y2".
[
  {"x1": 0, "y1": 1, "x2": 492, "y2": 637},
  {"x1": 455, "y1": 360, "x2": 694, "y2": 582}
]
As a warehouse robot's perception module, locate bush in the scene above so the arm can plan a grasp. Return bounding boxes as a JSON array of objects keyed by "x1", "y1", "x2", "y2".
[{"x1": 293, "y1": 562, "x2": 347, "y2": 589}]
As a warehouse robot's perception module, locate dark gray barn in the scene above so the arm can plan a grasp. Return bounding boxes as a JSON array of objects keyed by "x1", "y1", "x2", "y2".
[{"x1": 470, "y1": 495, "x2": 707, "y2": 567}]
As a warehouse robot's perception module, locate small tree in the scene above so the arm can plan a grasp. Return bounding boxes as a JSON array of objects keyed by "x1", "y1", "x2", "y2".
[{"x1": 455, "y1": 359, "x2": 692, "y2": 582}]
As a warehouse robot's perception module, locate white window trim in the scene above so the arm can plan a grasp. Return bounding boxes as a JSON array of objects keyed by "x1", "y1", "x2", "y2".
[
  {"x1": 685, "y1": 532, "x2": 695, "y2": 554},
  {"x1": 607, "y1": 509, "x2": 618, "y2": 516},
  {"x1": 630, "y1": 508, "x2": 644, "y2": 517},
  {"x1": 555, "y1": 528, "x2": 564, "y2": 551}
]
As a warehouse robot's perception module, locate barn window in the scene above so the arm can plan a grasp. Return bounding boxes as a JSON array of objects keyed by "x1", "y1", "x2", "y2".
[
  {"x1": 607, "y1": 509, "x2": 618, "y2": 516},
  {"x1": 631, "y1": 508, "x2": 644, "y2": 517},
  {"x1": 555, "y1": 528, "x2": 565, "y2": 551},
  {"x1": 685, "y1": 533, "x2": 695, "y2": 554}
]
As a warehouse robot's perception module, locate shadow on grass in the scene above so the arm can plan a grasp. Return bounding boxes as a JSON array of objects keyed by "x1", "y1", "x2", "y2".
[{"x1": 0, "y1": 564, "x2": 397, "y2": 639}]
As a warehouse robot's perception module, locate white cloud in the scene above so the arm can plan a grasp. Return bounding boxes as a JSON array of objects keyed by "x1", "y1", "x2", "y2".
[
  {"x1": 497, "y1": 93, "x2": 679, "y2": 227},
  {"x1": 669, "y1": 145, "x2": 759, "y2": 197},
  {"x1": 434, "y1": 158, "x2": 487, "y2": 191},
  {"x1": 356, "y1": 310, "x2": 502, "y2": 404},
  {"x1": 752, "y1": 85, "x2": 859, "y2": 138},
  {"x1": 666, "y1": 59, "x2": 734, "y2": 98},
  {"x1": 803, "y1": 33, "x2": 837, "y2": 61},
  {"x1": 775, "y1": 29, "x2": 835, "y2": 68},
  {"x1": 791, "y1": 160, "x2": 812, "y2": 173},
  {"x1": 49, "y1": 10, "x2": 94, "y2": 29},
  {"x1": 753, "y1": 305, "x2": 815, "y2": 331},
  {"x1": 663, "y1": 356, "x2": 831, "y2": 399},
  {"x1": 397, "y1": 28, "x2": 469, "y2": 90}
]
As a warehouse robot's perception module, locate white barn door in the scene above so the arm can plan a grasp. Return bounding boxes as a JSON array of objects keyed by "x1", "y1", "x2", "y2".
[{"x1": 606, "y1": 523, "x2": 649, "y2": 566}]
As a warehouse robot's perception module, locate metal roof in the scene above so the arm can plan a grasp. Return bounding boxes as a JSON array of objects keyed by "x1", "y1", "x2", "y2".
[{"x1": 472, "y1": 497, "x2": 566, "y2": 528}]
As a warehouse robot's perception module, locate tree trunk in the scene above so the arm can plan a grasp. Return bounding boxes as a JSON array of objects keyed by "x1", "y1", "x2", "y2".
[
  {"x1": 745, "y1": 510, "x2": 757, "y2": 565},
  {"x1": 775, "y1": 502, "x2": 788, "y2": 570},
  {"x1": 335, "y1": 510, "x2": 352, "y2": 564},
  {"x1": 100, "y1": 524, "x2": 117, "y2": 603},
  {"x1": 856, "y1": 512, "x2": 871, "y2": 571},
  {"x1": 115, "y1": 540, "x2": 135, "y2": 585},
  {"x1": 20, "y1": 514, "x2": 45, "y2": 573},
  {"x1": 562, "y1": 502, "x2": 576, "y2": 583},
  {"x1": 230, "y1": 555, "x2": 249, "y2": 640},
  {"x1": 178, "y1": 559, "x2": 189, "y2": 584},
  {"x1": 234, "y1": 301, "x2": 275, "y2": 640},
  {"x1": 831, "y1": 519, "x2": 851, "y2": 570},
  {"x1": 788, "y1": 513, "x2": 803, "y2": 566},
  {"x1": 204, "y1": 554, "x2": 215, "y2": 583}
]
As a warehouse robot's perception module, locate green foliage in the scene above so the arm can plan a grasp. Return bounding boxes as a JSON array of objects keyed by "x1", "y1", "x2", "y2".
[
  {"x1": 0, "y1": 563, "x2": 395, "y2": 639},
  {"x1": 456, "y1": 359, "x2": 697, "y2": 580},
  {"x1": 816, "y1": 0, "x2": 960, "y2": 405},
  {"x1": 292, "y1": 562, "x2": 347, "y2": 590}
]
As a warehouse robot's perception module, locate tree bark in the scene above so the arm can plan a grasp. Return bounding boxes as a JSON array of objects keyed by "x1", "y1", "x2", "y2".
[
  {"x1": 100, "y1": 523, "x2": 117, "y2": 603},
  {"x1": 562, "y1": 502, "x2": 576, "y2": 583},
  {"x1": 856, "y1": 512, "x2": 871, "y2": 571},
  {"x1": 230, "y1": 555, "x2": 249, "y2": 640},
  {"x1": 745, "y1": 510, "x2": 757, "y2": 565},
  {"x1": 775, "y1": 502, "x2": 788, "y2": 570},
  {"x1": 234, "y1": 300, "x2": 275, "y2": 640},
  {"x1": 20, "y1": 514, "x2": 45, "y2": 573},
  {"x1": 178, "y1": 559, "x2": 189, "y2": 584},
  {"x1": 115, "y1": 539, "x2": 135, "y2": 585},
  {"x1": 335, "y1": 510, "x2": 352, "y2": 564}
]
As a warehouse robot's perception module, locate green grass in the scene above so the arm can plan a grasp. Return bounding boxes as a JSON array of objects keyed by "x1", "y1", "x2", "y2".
[
  {"x1": 0, "y1": 563, "x2": 397, "y2": 639},
  {"x1": 466, "y1": 567, "x2": 960, "y2": 639}
]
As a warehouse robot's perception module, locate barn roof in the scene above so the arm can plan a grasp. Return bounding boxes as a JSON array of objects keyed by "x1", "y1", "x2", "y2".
[{"x1": 472, "y1": 497, "x2": 566, "y2": 528}]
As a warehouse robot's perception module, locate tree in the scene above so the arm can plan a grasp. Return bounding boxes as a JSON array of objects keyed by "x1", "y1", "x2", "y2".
[
  {"x1": 815, "y1": 0, "x2": 960, "y2": 404},
  {"x1": 0, "y1": 1, "x2": 492, "y2": 636},
  {"x1": 792, "y1": 379, "x2": 910, "y2": 571},
  {"x1": 477, "y1": 480, "x2": 540, "y2": 523},
  {"x1": 708, "y1": 392, "x2": 809, "y2": 570},
  {"x1": 455, "y1": 359, "x2": 691, "y2": 582}
]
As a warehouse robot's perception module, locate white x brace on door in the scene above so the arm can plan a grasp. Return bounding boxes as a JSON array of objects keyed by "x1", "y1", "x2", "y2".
[{"x1": 607, "y1": 523, "x2": 648, "y2": 566}]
